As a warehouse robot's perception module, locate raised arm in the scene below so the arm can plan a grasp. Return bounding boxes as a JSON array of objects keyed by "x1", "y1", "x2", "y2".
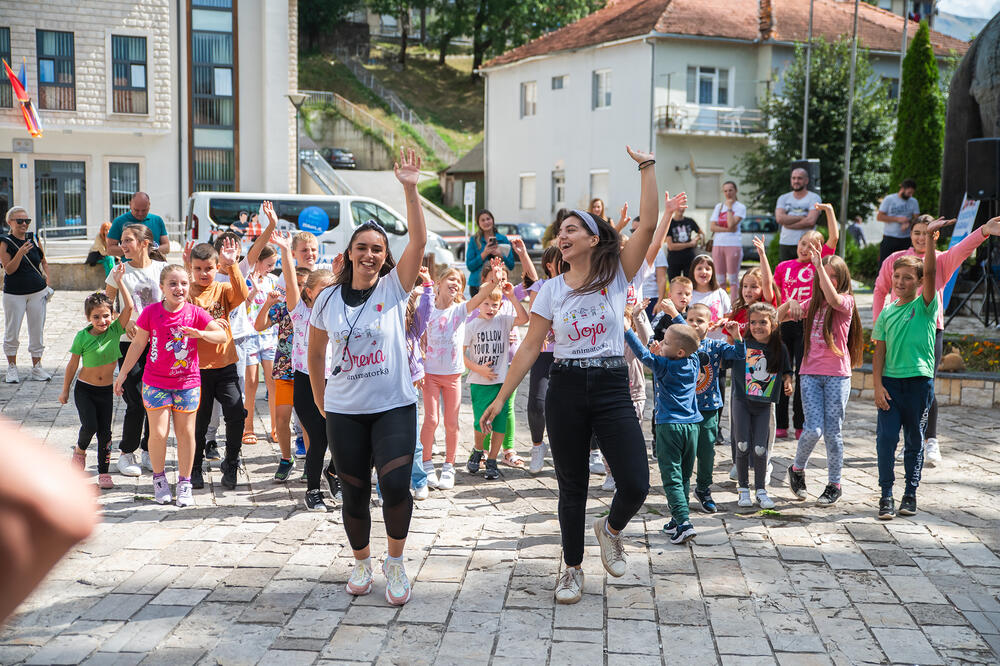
[
  {"x1": 815, "y1": 202, "x2": 839, "y2": 250},
  {"x1": 110, "y1": 264, "x2": 134, "y2": 328},
  {"x1": 753, "y1": 235, "x2": 775, "y2": 303},
  {"x1": 621, "y1": 145, "x2": 664, "y2": 281},
  {"x1": 810, "y1": 242, "x2": 844, "y2": 310},
  {"x1": 922, "y1": 226, "x2": 938, "y2": 306},
  {"x1": 644, "y1": 194, "x2": 675, "y2": 266},
  {"x1": 246, "y1": 201, "x2": 277, "y2": 266},
  {"x1": 393, "y1": 148, "x2": 427, "y2": 288},
  {"x1": 272, "y1": 231, "x2": 299, "y2": 312},
  {"x1": 465, "y1": 263, "x2": 500, "y2": 314},
  {"x1": 218, "y1": 237, "x2": 248, "y2": 310},
  {"x1": 614, "y1": 203, "x2": 631, "y2": 233},
  {"x1": 504, "y1": 281, "x2": 530, "y2": 326},
  {"x1": 511, "y1": 237, "x2": 538, "y2": 282},
  {"x1": 624, "y1": 328, "x2": 657, "y2": 369}
]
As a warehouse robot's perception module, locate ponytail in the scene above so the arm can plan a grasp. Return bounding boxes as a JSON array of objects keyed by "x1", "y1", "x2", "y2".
[{"x1": 122, "y1": 224, "x2": 166, "y2": 261}]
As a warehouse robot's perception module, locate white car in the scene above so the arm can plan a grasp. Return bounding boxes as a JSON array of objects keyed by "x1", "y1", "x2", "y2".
[{"x1": 184, "y1": 192, "x2": 455, "y2": 266}]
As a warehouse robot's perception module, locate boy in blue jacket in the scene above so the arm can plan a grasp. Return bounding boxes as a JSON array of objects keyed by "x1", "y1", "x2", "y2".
[{"x1": 624, "y1": 318, "x2": 702, "y2": 545}]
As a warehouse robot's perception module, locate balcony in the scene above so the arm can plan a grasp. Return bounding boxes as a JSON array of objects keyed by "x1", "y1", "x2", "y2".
[{"x1": 655, "y1": 104, "x2": 766, "y2": 137}]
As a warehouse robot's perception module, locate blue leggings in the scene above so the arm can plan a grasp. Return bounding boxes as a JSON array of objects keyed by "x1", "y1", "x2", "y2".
[{"x1": 794, "y1": 374, "x2": 851, "y2": 484}]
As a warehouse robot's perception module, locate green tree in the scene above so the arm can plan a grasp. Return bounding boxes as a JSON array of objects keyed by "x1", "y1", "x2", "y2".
[
  {"x1": 891, "y1": 21, "x2": 946, "y2": 212},
  {"x1": 299, "y1": 0, "x2": 364, "y2": 52},
  {"x1": 736, "y1": 38, "x2": 893, "y2": 223},
  {"x1": 428, "y1": 0, "x2": 472, "y2": 64}
]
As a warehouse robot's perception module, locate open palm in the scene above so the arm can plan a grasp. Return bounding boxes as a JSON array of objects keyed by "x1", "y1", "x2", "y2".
[{"x1": 394, "y1": 148, "x2": 421, "y2": 187}]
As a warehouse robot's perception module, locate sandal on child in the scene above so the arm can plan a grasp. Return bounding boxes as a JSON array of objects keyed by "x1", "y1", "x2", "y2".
[
  {"x1": 242, "y1": 432, "x2": 258, "y2": 446},
  {"x1": 501, "y1": 451, "x2": 525, "y2": 469}
]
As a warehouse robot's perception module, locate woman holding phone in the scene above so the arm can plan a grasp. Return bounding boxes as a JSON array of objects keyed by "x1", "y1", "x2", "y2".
[
  {"x1": 465, "y1": 209, "x2": 515, "y2": 297},
  {"x1": 1, "y1": 206, "x2": 51, "y2": 384}
]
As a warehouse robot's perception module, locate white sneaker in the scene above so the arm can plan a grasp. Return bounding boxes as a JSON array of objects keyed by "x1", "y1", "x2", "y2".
[
  {"x1": 175, "y1": 480, "x2": 194, "y2": 507},
  {"x1": 346, "y1": 557, "x2": 373, "y2": 596},
  {"x1": 755, "y1": 489, "x2": 776, "y2": 509},
  {"x1": 422, "y1": 462, "x2": 439, "y2": 489},
  {"x1": 593, "y1": 517, "x2": 626, "y2": 577},
  {"x1": 413, "y1": 484, "x2": 429, "y2": 501},
  {"x1": 601, "y1": 473, "x2": 616, "y2": 491},
  {"x1": 438, "y1": 463, "x2": 455, "y2": 490},
  {"x1": 924, "y1": 438, "x2": 941, "y2": 467},
  {"x1": 729, "y1": 464, "x2": 738, "y2": 481},
  {"x1": 737, "y1": 487, "x2": 753, "y2": 507},
  {"x1": 765, "y1": 462, "x2": 774, "y2": 487},
  {"x1": 554, "y1": 567, "x2": 584, "y2": 604},
  {"x1": 382, "y1": 558, "x2": 412, "y2": 606},
  {"x1": 4, "y1": 365, "x2": 18, "y2": 384},
  {"x1": 589, "y1": 450, "x2": 605, "y2": 475},
  {"x1": 153, "y1": 476, "x2": 172, "y2": 505},
  {"x1": 30, "y1": 364, "x2": 52, "y2": 381},
  {"x1": 529, "y1": 443, "x2": 546, "y2": 474},
  {"x1": 141, "y1": 450, "x2": 153, "y2": 472},
  {"x1": 116, "y1": 452, "x2": 141, "y2": 477}
]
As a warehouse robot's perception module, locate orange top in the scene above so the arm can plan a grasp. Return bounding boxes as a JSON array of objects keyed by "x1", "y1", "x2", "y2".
[{"x1": 188, "y1": 262, "x2": 249, "y2": 369}]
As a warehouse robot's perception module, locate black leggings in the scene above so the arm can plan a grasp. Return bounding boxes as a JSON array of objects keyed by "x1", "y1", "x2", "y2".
[
  {"x1": 117, "y1": 341, "x2": 149, "y2": 453},
  {"x1": 777, "y1": 321, "x2": 804, "y2": 431},
  {"x1": 294, "y1": 371, "x2": 335, "y2": 491},
  {"x1": 75, "y1": 381, "x2": 113, "y2": 473},
  {"x1": 326, "y1": 403, "x2": 416, "y2": 551},
  {"x1": 926, "y1": 329, "x2": 944, "y2": 440},
  {"x1": 546, "y1": 363, "x2": 649, "y2": 567},
  {"x1": 194, "y1": 365, "x2": 245, "y2": 468},
  {"x1": 527, "y1": 352, "x2": 554, "y2": 443}
]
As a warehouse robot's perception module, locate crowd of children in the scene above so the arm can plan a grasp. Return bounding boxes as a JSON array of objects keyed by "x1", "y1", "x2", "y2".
[{"x1": 47, "y1": 142, "x2": 1000, "y2": 607}]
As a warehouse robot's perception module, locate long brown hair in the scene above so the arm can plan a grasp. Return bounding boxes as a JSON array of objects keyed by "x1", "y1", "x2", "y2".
[
  {"x1": 747, "y1": 302, "x2": 784, "y2": 373},
  {"x1": 473, "y1": 209, "x2": 496, "y2": 244},
  {"x1": 563, "y1": 211, "x2": 621, "y2": 295},
  {"x1": 541, "y1": 245, "x2": 566, "y2": 279},
  {"x1": 435, "y1": 266, "x2": 466, "y2": 305},
  {"x1": 731, "y1": 267, "x2": 764, "y2": 314},
  {"x1": 122, "y1": 224, "x2": 166, "y2": 262},
  {"x1": 802, "y1": 256, "x2": 863, "y2": 367},
  {"x1": 689, "y1": 253, "x2": 719, "y2": 291},
  {"x1": 335, "y1": 222, "x2": 396, "y2": 286}
]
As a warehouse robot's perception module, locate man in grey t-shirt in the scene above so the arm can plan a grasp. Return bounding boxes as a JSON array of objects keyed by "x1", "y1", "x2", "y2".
[
  {"x1": 877, "y1": 178, "x2": 919, "y2": 265},
  {"x1": 775, "y1": 168, "x2": 822, "y2": 262}
]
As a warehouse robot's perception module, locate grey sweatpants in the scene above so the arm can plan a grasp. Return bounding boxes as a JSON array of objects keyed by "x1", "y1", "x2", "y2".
[
  {"x1": 732, "y1": 396, "x2": 772, "y2": 490},
  {"x1": 3, "y1": 288, "x2": 47, "y2": 358}
]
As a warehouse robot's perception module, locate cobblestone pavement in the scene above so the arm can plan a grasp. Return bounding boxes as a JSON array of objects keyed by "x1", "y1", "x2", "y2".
[{"x1": 1, "y1": 291, "x2": 999, "y2": 665}]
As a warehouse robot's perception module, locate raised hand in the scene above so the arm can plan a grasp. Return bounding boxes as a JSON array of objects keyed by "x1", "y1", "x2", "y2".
[
  {"x1": 262, "y1": 200, "x2": 278, "y2": 226},
  {"x1": 510, "y1": 236, "x2": 527, "y2": 256},
  {"x1": 626, "y1": 145, "x2": 654, "y2": 164},
  {"x1": 270, "y1": 230, "x2": 292, "y2": 252},
  {"x1": 814, "y1": 202, "x2": 834, "y2": 215},
  {"x1": 264, "y1": 290, "x2": 282, "y2": 305},
  {"x1": 722, "y1": 319, "x2": 742, "y2": 339},
  {"x1": 619, "y1": 202, "x2": 630, "y2": 227},
  {"x1": 752, "y1": 235, "x2": 766, "y2": 258},
  {"x1": 219, "y1": 236, "x2": 239, "y2": 267},
  {"x1": 501, "y1": 280, "x2": 515, "y2": 297},
  {"x1": 182, "y1": 240, "x2": 196, "y2": 266},
  {"x1": 664, "y1": 192, "x2": 688, "y2": 215},
  {"x1": 418, "y1": 265, "x2": 432, "y2": 284},
  {"x1": 332, "y1": 252, "x2": 345, "y2": 275},
  {"x1": 925, "y1": 217, "x2": 956, "y2": 236},
  {"x1": 111, "y1": 263, "x2": 126, "y2": 286},
  {"x1": 393, "y1": 147, "x2": 421, "y2": 187}
]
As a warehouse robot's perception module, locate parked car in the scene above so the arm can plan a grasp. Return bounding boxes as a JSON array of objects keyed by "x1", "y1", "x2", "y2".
[
  {"x1": 741, "y1": 215, "x2": 778, "y2": 256},
  {"x1": 320, "y1": 147, "x2": 357, "y2": 169},
  {"x1": 495, "y1": 222, "x2": 546, "y2": 257},
  {"x1": 184, "y1": 192, "x2": 455, "y2": 267}
]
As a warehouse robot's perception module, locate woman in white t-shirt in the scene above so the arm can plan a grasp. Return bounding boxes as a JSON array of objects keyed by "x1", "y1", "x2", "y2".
[
  {"x1": 480, "y1": 146, "x2": 686, "y2": 605},
  {"x1": 710, "y1": 181, "x2": 747, "y2": 299},
  {"x1": 307, "y1": 149, "x2": 426, "y2": 607},
  {"x1": 104, "y1": 224, "x2": 167, "y2": 476}
]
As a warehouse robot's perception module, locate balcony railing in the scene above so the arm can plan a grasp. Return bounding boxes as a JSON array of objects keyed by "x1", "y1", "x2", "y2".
[{"x1": 655, "y1": 104, "x2": 765, "y2": 136}]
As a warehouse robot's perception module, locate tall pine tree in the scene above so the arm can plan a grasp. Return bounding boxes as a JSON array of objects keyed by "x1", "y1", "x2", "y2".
[
  {"x1": 736, "y1": 38, "x2": 893, "y2": 221},
  {"x1": 890, "y1": 21, "x2": 945, "y2": 213}
]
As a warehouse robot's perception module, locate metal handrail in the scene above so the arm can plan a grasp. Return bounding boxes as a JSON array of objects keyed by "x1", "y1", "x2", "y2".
[
  {"x1": 655, "y1": 104, "x2": 765, "y2": 134},
  {"x1": 301, "y1": 89, "x2": 397, "y2": 148}
]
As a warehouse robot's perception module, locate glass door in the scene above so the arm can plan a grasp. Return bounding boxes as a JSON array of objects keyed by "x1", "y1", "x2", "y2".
[{"x1": 35, "y1": 160, "x2": 87, "y2": 238}]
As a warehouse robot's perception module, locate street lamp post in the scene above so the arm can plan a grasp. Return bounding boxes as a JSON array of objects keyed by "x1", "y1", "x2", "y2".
[{"x1": 287, "y1": 92, "x2": 307, "y2": 194}]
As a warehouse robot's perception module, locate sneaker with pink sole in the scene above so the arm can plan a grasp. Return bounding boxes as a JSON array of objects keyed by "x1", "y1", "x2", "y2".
[{"x1": 98, "y1": 474, "x2": 114, "y2": 489}]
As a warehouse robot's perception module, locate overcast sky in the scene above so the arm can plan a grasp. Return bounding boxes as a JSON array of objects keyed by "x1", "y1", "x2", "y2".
[{"x1": 938, "y1": 0, "x2": 1000, "y2": 18}]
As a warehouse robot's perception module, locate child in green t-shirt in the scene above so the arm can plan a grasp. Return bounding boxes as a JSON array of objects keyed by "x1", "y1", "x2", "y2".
[
  {"x1": 60, "y1": 265, "x2": 134, "y2": 489},
  {"x1": 871, "y1": 228, "x2": 939, "y2": 521}
]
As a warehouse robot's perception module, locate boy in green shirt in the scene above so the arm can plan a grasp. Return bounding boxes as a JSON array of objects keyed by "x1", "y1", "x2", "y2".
[{"x1": 872, "y1": 224, "x2": 940, "y2": 520}]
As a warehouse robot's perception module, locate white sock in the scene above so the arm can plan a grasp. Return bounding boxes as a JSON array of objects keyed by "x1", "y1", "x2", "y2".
[
  {"x1": 604, "y1": 520, "x2": 616, "y2": 538},
  {"x1": 385, "y1": 554, "x2": 403, "y2": 565}
]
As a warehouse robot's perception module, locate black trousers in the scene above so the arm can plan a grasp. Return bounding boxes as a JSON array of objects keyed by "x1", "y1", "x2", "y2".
[
  {"x1": 546, "y1": 363, "x2": 649, "y2": 567},
  {"x1": 194, "y1": 364, "x2": 245, "y2": 468},
  {"x1": 667, "y1": 251, "x2": 696, "y2": 280},
  {"x1": 879, "y1": 235, "x2": 912, "y2": 267},
  {"x1": 779, "y1": 244, "x2": 799, "y2": 262},
  {"x1": 295, "y1": 370, "x2": 335, "y2": 491},
  {"x1": 327, "y1": 403, "x2": 416, "y2": 550},
  {"x1": 75, "y1": 381, "x2": 114, "y2": 473},
  {"x1": 117, "y1": 341, "x2": 149, "y2": 453},
  {"x1": 527, "y1": 352, "x2": 554, "y2": 443},
  {"x1": 777, "y1": 321, "x2": 804, "y2": 431},
  {"x1": 925, "y1": 329, "x2": 944, "y2": 440}
]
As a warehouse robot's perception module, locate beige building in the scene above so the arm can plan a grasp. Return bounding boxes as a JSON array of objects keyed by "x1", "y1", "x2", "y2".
[{"x1": 0, "y1": 0, "x2": 298, "y2": 241}]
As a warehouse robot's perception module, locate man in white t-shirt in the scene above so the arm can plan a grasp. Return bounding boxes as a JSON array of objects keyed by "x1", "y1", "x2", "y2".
[
  {"x1": 775, "y1": 168, "x2": 822, "y2": 262},
  {"x1": 876, "y1": 178, "x2": 919, "y2": 265}
]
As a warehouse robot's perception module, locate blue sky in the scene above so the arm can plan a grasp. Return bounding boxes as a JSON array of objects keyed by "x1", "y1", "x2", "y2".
[{"x1": 938, "y1": 0, "x2": 1000, "y2": 18}]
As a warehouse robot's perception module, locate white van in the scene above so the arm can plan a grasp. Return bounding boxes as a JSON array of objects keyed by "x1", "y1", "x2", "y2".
[{"x1": 184, "y1": 192, "x2": 455, "y2": 266}]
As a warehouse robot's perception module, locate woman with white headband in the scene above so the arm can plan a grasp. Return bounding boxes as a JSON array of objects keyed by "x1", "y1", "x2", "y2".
[{"x1": 480, "y1": 146, "x2": 687, "y2": 604}]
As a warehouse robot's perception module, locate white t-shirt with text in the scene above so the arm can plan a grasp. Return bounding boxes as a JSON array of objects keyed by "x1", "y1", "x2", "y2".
[
  {"x1": 106, "y1": 260, "x2": 167, "y2": 342},
  {"x1": 425, "y1": 302, "x2": 468, "y2": 376},
  {"x1": 464, "y1": 311, "x2": 515, "y2": 385}
]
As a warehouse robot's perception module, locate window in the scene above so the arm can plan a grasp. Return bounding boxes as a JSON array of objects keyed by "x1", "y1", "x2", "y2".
[
  {"x1": 520, "y1": 81, "x2": 536, "y2": 118},
  {"x1": 883, "y1": 76, "x2": 899, "y2": 100},
  {"x1": 589, "y1": 170, "x2": 609, "y2": 206},
  {"x1": 877, "y1": 0, "x2": 891, "y2": 8},
  {"x1": 686, "y1": 66, "x2": 729, "y2": 106},
  {"x1": 592, "y1": 69, "x2": 611, "y2": 109},
  {"x1": 0, "y1": 28, "x2": 10, "y2": 108},
  {"x1": 112, "y1": 36, "x2": 147, "y2": 114},
  {"x1": 350, "y1": 201, "x2": 406, "y2": 235},
  {"x1": 109, "y1": 163, "x2": 139, "y2": 219},
  {"x1": 37, "y1": 30, "x2": 75, "y2": 110},
  {"x1": 191, "y1": 0, "x2": 236, "y2": 191},
  {"x1": 695, "y1": 173, "x2": 721, "y2": 209},
  {"x1": 551, "y1": 170, "x2": 566, "y2": 212},
  {"x1": 551, "y1": 75, "x2": 566, "y2": 90},
  {"x1": 35, "y1": 160, "x2": 86, "y2": 238},
  {"x1": 519, "y1": 174, "x2": 536, "y2": 210}
]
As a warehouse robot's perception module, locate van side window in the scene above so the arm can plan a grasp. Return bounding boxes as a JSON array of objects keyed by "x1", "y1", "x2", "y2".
[
  {"x1": 350, "y1": 201, "x2": 406, "y2": 236},
  {"x1": 208, "y1": 198, "x2": 265, "y2": 227},
  {"x1": 278, "y1": 201, "x2": 340, "y2": 232}
]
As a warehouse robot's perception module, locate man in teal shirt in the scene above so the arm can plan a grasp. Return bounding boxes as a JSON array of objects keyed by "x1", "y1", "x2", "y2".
[{"x1": 106, "y1": 192, "x2": 171, "y2": 256}]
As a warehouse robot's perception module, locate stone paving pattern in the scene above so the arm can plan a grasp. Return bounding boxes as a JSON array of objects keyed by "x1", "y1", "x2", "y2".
[{"x1": 1, "y1": 291, "x2": 999, "y2": 665}]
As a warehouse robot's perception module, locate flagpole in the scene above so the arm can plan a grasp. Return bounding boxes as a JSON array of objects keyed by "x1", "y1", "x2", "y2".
[{"x1": 801, "y1": 0, "x2": 814, "y2": 159}]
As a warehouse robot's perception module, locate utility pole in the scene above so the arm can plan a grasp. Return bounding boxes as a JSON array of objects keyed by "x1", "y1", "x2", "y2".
[
  {"x1": 801, "y1": 0, "x2": 815, "y2": 159},
  {"x1": 838, "y1": 0, "x2": 861, "y2": 257},
  {"x1": 898, "y1": 1, "x2": 909, "y2": 98}
]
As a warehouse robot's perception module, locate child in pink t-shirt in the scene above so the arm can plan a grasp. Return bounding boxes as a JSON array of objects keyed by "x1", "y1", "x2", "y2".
[
  {"x1": 778, "y1": 247, "x2": 861, "y2": 507},
  {"x1": 771, "y1": 202, "x2": 840, "y2": 439},
  {"x1": 115, "y1": 264, "x2": 228, "y2": 507}
]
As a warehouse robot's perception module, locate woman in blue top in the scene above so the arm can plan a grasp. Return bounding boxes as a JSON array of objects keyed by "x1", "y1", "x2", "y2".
[{"x1": 465, "y1": 209, "x2": 515, "y2": 296}]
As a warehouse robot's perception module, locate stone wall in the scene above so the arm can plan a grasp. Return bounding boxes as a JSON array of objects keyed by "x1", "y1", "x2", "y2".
[
  {"x1": 851, "y1": 366, "x2": 1000, "y2": 407},
  {"x1": 303, "y1": 109, "x2": 394, "y2": 170}
]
